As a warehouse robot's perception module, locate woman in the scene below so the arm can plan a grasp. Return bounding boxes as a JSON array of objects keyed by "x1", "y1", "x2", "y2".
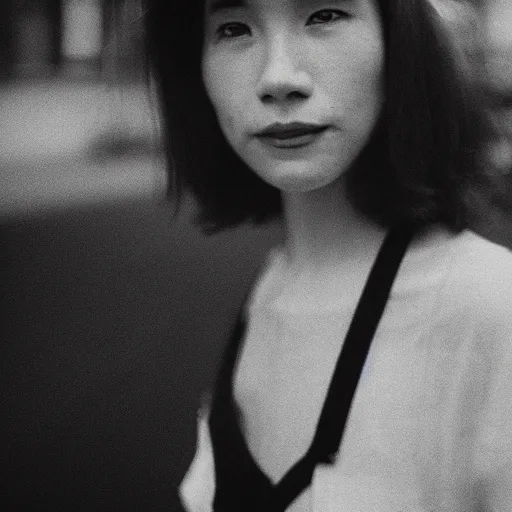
[{"x1": 144, "y1": 0, "x2": 512, "y2": 510}]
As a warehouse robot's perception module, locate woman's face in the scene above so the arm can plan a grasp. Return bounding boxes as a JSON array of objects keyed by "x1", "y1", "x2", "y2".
[{"x1": 202, "y1": 0, "x2": 384, "y2": 193}]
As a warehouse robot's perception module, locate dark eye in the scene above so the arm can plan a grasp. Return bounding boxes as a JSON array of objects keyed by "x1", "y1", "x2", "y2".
[
  {"x1": 307, "y1": 9, "x2": 346, "y2": 25},
  {"x1": 216, "y1": 22, "x2": 251, "y2": 39}
]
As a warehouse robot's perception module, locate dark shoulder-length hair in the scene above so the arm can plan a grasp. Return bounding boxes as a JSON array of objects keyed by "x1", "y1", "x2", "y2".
[{"x1": 143, "y1": 0, "x2": 485, "y2": 233}]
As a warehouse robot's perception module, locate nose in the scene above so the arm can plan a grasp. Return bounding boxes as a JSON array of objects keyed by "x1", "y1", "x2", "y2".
[{"x1": 256, "y1": 34, "x2": 313, "y2": 104}]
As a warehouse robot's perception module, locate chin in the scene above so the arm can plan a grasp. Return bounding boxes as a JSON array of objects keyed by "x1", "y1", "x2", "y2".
[{"x1": 255, "y1": 164, "x2": 346, "y2": 194}]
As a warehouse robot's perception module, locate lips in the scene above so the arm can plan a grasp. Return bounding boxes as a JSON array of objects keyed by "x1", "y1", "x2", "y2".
[
  {"x1": 256, "y1": 122, "x2": 328, "y2": 140},
  {"x1": 255, "y1": 122, "x2": 329, "y2": 149}
]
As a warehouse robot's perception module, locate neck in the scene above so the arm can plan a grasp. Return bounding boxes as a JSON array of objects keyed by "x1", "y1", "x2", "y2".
[{"x1": 280, "y1": 177, "x2": 386, "y2": 274}]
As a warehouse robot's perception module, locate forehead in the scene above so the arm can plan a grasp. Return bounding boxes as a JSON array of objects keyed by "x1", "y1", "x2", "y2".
[{"x1": 204, "y1": 0, "x2": 359, "y2": 13}]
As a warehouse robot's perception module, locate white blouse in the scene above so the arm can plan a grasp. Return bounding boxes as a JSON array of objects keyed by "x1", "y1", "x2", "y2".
[{"x1": 180, "y1": 227, "x2": 512, "y2": 512}]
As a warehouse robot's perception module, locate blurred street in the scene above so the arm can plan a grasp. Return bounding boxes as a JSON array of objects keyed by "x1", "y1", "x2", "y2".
[
  {"x1": 1, "y1": 196, "x2": 279, "y2": 512},
  {"x1": 0, "y1": 78, "x2": 165, "y2": 219}
]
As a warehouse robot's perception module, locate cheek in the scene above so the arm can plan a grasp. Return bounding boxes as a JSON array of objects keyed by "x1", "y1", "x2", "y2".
[
  {"x1": 320, "y1": 32, "x2": 384, "y2": 106},
  {"x1": 355, "y1": 46, "x2": 384, "y2": 113},
  {"x1": 331, "y1": 55, "x2": 384, "y2": 125},
  {"x1": 202, "y1": 58, "x2": 245, "y2": 133},
  {"x1": 354, "y1": 40, "x2": 384, "y2": 94},
  {"x1": 202, "y1": 59, "x2": 224, "y2": 113}
]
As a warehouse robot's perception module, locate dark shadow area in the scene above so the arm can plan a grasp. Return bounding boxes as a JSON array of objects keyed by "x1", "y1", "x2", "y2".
[{"x1": 0, "y1": 197, "x2": 280, "y2": 511}]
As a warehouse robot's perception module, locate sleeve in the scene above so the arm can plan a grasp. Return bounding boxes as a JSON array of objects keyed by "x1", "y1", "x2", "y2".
[
  {"x1": 179, "y1": 402, "x2": 216, "y2": 512},
  {"x1": 473, "y1": 290, "x2": 512, "y2": 511}
]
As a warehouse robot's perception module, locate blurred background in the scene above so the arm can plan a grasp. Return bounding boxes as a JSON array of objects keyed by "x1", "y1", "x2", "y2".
[
  {"x1": 0, "y1": 1, "x2": 280, "y2": 510},
  {"x1": 0, "y1": 1, "x2": 511, "y2": 511}
]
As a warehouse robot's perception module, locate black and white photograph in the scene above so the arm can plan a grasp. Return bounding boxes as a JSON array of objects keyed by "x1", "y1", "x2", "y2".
[{"x1": 1, "y1": 1, "x2": 512, "y2": 510}]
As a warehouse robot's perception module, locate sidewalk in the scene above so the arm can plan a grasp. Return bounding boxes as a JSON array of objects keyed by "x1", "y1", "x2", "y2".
[{"x1": 0, "y1": 78, "x2": 167, "y2": 218}]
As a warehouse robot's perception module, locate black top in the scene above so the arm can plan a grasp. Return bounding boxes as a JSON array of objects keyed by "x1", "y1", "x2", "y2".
[{"x1": 209, "y1": 226, "x2": 415, "y2": 512}]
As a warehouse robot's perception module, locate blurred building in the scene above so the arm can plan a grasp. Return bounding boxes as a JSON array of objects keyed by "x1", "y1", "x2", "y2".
[
  {"x1": 0, "y1": 0, "x2": 161, "y2": 219},
  {"x1": 0, "y1": 0, "x2": 144, "y2": 81}
]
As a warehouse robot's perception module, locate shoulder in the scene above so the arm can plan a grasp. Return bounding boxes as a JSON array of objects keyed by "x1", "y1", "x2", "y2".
[
  {"x1": 451, "y1": 229, "x2": 512, "y2": 277},
  {"x1": 420, "y1": 229, "x2": 512, "y2": 365},
  {"x1": 401, "y1": 226, "x2": 512, "y2": 308},
  {"x1": 403, "y1": 226, "x2": 512, "y2": 344},
  {"x1": 458, "y1": 240, "x2": 512, "y2": 496},
  {"x1": 445, "y1": 230, "x2": 512, "y2": 320}
]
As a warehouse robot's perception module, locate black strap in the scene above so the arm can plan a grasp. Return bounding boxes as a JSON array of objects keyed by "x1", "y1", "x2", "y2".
[
  {"x1": 211, "y1": 225, "x2": 415, "y2": 512},
  {"x1": 273, "y1": 225, "x2": 414, "y2": 510}
]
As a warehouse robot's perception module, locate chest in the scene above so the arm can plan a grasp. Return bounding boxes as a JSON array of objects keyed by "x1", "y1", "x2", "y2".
[
  {"x1": 232, "y1": 303, "x2": 481, "y2": 509},
  {"x1": 233, "y1": 307, "x2": 351, "y2": 483}
]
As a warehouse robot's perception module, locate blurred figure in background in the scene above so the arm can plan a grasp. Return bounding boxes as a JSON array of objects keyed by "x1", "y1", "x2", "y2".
[
  {"x1": 477, "y1": 0, "x2": 512, "y2": 178},
  {"x1": 433, "y1": 0, "x2": 512, "y2": 246},
  {"x1": 433, "y1": 0, "x2": 512, "y2": 173},
  {"x1": 473, "y1": 0, "x2": 512, "y2": 245}
]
